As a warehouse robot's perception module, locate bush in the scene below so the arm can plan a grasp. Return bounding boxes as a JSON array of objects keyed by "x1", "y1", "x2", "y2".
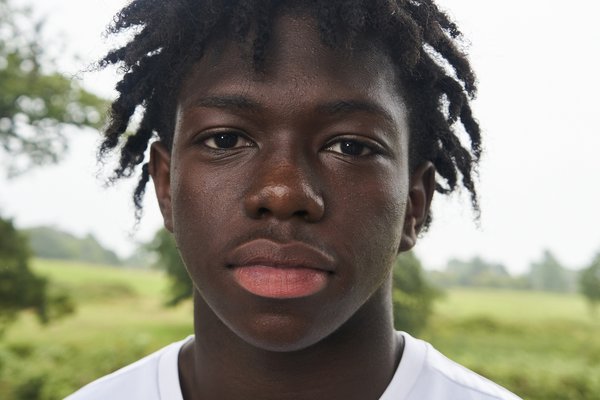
[
  {"x1": 0, "y1": 216, "x2": 75, "y2": 335},
  {"x1": 580, "y1": 254, "x2": 600, "y2": 314},
  {"x1": 392, "y1": 251, "x2": 441, "y2": 335}
]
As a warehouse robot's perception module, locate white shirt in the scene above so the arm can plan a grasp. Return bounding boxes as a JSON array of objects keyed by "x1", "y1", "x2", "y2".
[{"x1": 65, "y1": 332, "x2": 521, "y2": 400}]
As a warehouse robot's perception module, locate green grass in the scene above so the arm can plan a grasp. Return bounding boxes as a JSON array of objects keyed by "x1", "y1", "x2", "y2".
[
  {"x1": 1, "y1": 261, "x2": 598, "y2": 400},
  {"x1": 433, "y1": 288, "x2": 592, "y2": 322},
  {"x1": 421, "y1": 288, "x2": 600, "y2": 400},
  {"x1": 0, "y1": 259, "x2": 193, "y2": 400},
  {"x1": 31, "y1": 258, "x2": 167, "y2": 298}
]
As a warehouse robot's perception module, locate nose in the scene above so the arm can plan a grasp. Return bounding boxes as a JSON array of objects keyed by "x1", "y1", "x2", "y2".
[{"x1": 243, "y1": 157, "x2": 325, "y2": 222}]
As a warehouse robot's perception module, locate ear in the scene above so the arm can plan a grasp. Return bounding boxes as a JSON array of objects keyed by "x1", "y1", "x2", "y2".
[
  {"x1": 399, "y1": 162, "x2": 436, "y2": 252},
  {"x1": 149, "y1": 141, "x2": 174, "y2": 232}
]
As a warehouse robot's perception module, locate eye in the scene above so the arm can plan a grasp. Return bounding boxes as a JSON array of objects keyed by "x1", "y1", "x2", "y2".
[
  {"x1": 203, "y1": 131, "x2": 254, "y2": 149},
  {"x1": 325, "y1": 139, "x2": 377, "y2": 157}
]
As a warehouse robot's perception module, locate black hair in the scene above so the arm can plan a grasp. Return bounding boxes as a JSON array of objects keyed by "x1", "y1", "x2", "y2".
[{"x1": 98, "y1": 0, "x2": 481, "y2": 227}]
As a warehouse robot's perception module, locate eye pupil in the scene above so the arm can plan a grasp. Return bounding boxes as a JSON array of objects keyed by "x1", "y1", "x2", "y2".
[
  {"x1": 214, "y1": 133, "x2": 239, "y2": 148},
  {"x1": 341, "y1": 141, "x2": 364, "y2": 156}
]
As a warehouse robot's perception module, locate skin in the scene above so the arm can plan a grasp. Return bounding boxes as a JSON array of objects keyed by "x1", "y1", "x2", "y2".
[{"x1": 149, "y1": 12, "x2": 435, "y2": 400}]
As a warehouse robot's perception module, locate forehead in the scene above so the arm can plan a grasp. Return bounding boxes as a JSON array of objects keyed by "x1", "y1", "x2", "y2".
[{"x1": 177, "y1": 12, "x2": 407, "y2": 120}]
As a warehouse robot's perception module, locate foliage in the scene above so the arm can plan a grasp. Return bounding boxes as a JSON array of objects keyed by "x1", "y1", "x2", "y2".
[
  {"x1": 428, "y1": 252, "x2": 580, "y2": 293},
  {"x1": 0, "y1": 259, "x2": 192, "y2": 400},
  {"x1": 147, "y1": 228, "x2": 191, "y2": 306},
  {"x1": 392, "y1": 251, "x2": 442, "y2": 335},
  {"x1": 0, "y1": 218, "x2": 74, "y2": 335},
  {"x1": 122, "y1": 249, "x2": 155, "y2": 269},
  {"x1": 422, "y1": 288, "x2": 600, "y2": 400},
  {"x1": 528, "y1": 250, "x2": 572, "y2": 293},
  {"x1": 23, "y1": 226, "x2": 121, "y2": 265},
  {"x1": 434, "y1": 288, "x2": 591, "y2": 323},
  {"x1": 0, "y1": 0, "x2": 106, "y2": 175},
  {"x1": 0, "y1": 0, "x2": 106, "y2": 344},
  {"x1": 428, "y1": 256, "x2": 525, "y2": 289},
  {"x1": 580, "y1": 254, "x2": 600, "y2": 313}
]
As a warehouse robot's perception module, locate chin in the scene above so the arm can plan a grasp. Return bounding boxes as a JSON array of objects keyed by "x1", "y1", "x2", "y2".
[{"x1": 231, "y1": 312, "x2": 340, "y2": 353}]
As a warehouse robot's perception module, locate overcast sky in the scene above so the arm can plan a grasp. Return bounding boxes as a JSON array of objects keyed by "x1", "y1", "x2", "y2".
[{"x1": 1, "y1": 0, "x2": 599, "y2": 273}]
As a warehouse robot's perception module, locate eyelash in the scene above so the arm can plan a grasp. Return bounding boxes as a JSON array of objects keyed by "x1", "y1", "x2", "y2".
[
  {"x1": 201, "y1": 131, "x2": 255, "y2": 150},
  {"x1": 199, "y1": 131, "x2": 383, "y2": 158},
  {"x1": 323, "y1": 137, "x2": 383, "y2": 158}
]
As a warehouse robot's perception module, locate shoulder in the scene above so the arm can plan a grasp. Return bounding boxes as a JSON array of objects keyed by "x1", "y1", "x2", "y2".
[
  {"x1": 381, "y1": 332, "x2": 521, "y2": 400},
  {"x1": 417, "y1": 339, "x2": 521, "y2": 400},
  {"x1": 64, "y1": 337, "x2": 191, "y2": 400}
]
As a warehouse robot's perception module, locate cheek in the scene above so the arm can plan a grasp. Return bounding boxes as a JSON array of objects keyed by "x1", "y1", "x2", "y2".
[
  {"x1": 327, "y1": 170, "x2": 409, "y2": 284},
  {"x1": 336, "y1": 163, "x2": 407, "y2": 235},
  {"x1": 170, "y1": 161, "x2": 237, "y2": 267}
]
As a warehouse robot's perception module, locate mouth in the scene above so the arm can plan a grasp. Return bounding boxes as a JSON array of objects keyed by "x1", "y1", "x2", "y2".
[
  {"x1": 232, "y1": 266, "x2": 328, "y2": 299},
  {"x1": 228, "y1": 239, "x2": 335, "y2": 299}
]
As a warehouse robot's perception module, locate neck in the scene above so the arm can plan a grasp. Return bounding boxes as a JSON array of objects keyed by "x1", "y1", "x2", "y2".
[{"x1": 179, "y1": 285, "x2": 402, "y2": 400}]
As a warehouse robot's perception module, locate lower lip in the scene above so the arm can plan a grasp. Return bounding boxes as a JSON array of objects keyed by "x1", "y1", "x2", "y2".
[{"x1": 232, "y1": 266, "x2": 328, "y2": 299}]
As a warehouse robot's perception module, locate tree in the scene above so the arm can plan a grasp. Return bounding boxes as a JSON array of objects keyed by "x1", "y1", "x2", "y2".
[
  {"x1": 24, "y1": 226, "x2": 121, "y2": 265},
  {"x1": 431, "y1": 256, "x2": 516, "y2": 288},
  {"x1": 580, "y1": 254, "x2": 600, "y2": 315},
  {"x1": 0, "y1": 217, "x2": 74, "y2": 334},
  {"x1": 392, "y1": 251, "x2": 441, "y2": 335},
  {"x1": 528, "y1": 250, "x2": 569, "y2": 292},
  {"x1": 0, "y1": 0, "x2": 106, "y2": 176},
  {"x1": 0, "y1": 0, "x2": 105, "y2": 332},
  {"x1": 147, "y1": 228, "x2": 191, "y2": 306}
]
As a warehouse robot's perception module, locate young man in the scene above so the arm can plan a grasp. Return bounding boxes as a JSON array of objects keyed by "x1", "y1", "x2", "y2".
[{"x1": 68, "y1": 1, "x2": 520, "y2": 399}]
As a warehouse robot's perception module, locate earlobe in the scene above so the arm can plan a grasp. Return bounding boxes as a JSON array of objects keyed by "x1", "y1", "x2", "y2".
[
  {"x1": 149, "y1": 141, "x2": 174, "y2": 232},
  {"x1": 399, "y1": 162, "x2": 436, "y2": 252}
]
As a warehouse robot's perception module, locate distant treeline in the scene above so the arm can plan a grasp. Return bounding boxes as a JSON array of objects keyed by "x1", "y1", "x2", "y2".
[
  {"x1": 23, "y1": 227, "x2": 121, "y2": 266},
  {"x1": 23, "y1": 226, "x2": 153, "y2": 268},
  {"x1": 427, "y1": 251, "x2": 580, "y2": 293}
]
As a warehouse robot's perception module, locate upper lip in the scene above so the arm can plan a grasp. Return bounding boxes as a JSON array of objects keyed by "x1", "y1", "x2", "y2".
[{"x1": 227, "y1": 238, "x2": 336, "y2": 273}]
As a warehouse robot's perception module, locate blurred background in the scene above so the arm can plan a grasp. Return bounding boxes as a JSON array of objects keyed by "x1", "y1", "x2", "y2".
[{"x1": 1, "y1": 0, "x2": 599, "y2": 399}]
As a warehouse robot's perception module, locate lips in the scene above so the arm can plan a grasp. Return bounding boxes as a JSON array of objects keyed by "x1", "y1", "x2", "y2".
[{"x1": 228, "y1": 239, "x2": 335, "y2": 299}]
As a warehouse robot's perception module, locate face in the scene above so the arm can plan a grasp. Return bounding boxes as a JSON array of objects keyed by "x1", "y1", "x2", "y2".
[{"x1": 150, "y1": 13, "x2": 433, "y2": 352}]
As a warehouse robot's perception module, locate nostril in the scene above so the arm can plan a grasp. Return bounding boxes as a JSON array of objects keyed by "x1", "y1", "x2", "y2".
[
  {"x1": 257, "y1": 207, "x2": 270, "y2": 217},
  {"x1": 294, "y1": 210, "x2": 309, "y2": 219},
  {"x1": 244, "y1": 180, "x2": 325, "y2": 222}
]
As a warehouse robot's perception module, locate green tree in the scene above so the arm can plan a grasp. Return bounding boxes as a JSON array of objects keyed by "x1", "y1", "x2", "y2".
[
  {"x1": 430, "y1": 256, "x2": 518, "y2": 288},
  {"x1": 24, "y1": 226, "x2": 121, "y2": 265},
  {"x1": 392, "y1": 251, "x2": 441, "y2": 335},
  {"x1": 580, "y1": 254, "x2": 600, "y2": 315},
  {"x1": 0, "y1": 217, "x2": 74, "y2": 334},
  {"x1": 147, "y1": 228, "x2": 191, "y2": 306},
  {"x1": 0, "y1": 0, "x2": 106, "y2": 176},
  {"x1": 0, "y1": 0, "x2": 105, "y2": 332},
  {"x1": 528, "y1": 250, "x2": 569, "y2": 293}
]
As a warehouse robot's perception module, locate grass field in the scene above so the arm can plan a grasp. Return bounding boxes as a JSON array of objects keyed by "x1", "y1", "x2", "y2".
[
  {"x1": 0, "y1": 259, "x2": 598, "y2": 399},
  {"x1": 422, "y1": 289, "x2": 600, "y2": 399},
  {"x1": 0, "y1": 259, "x2": 194, "y2": 400}
]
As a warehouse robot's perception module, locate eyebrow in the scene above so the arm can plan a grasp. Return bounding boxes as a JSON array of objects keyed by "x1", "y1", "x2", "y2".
[
  {"x1": 191, "y1": 95, "x2": 262, "y2": 111},
  {"x1": 315, "y1": 100, "x2": 397, "y2": 127},
  {"x1": 190, "y1": 96, "x2": 397, "y2": 127}
]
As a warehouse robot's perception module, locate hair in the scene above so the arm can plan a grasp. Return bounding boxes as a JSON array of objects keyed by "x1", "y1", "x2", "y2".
[{"x1": 98, "y1": 0, "x2": 481, "y2": 227}]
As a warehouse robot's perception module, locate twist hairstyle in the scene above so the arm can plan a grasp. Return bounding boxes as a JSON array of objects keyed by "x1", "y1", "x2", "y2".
[{"x1": 98, "y1": 0, "x2": 482, "y2": 227}]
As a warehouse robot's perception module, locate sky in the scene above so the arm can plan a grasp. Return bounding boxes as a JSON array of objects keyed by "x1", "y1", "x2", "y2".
[{"x1": 1, "y1": 0, "x2": 599, "y2": 274}]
